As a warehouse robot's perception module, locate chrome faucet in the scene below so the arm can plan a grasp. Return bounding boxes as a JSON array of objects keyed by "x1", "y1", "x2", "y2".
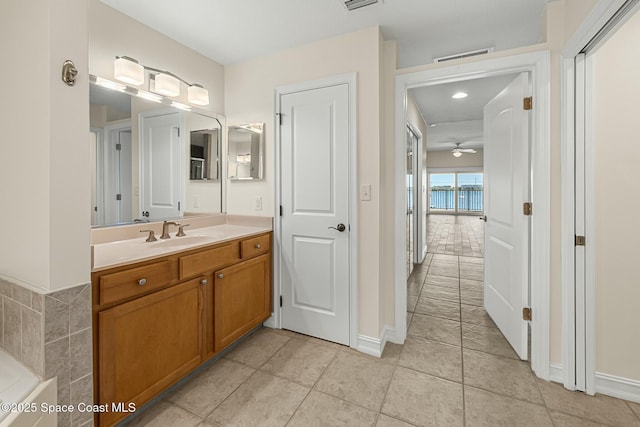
[{"x1": 160, "y1": 221, "x2": 180, "y2": 239}]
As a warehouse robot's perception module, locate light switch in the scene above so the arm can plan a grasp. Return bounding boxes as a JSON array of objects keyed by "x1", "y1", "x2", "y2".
[
  {"x1": 360, "y1": 184, "x2": 371, "y2": 201},
  {"x1": 255, "y1": 196, "x2": 262, "y2": 211}
]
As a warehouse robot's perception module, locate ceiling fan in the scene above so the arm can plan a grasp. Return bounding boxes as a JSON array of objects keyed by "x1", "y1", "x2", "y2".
[{"x1": 451, "y1": 143, "x2": 477, "y2": 157}]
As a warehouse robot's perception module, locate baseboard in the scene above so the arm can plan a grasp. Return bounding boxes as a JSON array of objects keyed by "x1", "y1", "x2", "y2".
[
  {"x1": 357, "y1": 326, "x2": 396, "y2": 358},
  {"x1": 595, "y1": 372, "x2": 640, "y2": 403},
  {"x1": 549, "y1": 363, "x2": 564, "y2": 384}
]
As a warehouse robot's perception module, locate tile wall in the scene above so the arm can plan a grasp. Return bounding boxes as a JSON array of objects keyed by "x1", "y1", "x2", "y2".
[{"x1": 0, "y1": 276, "x2": 94, "y2": 427}]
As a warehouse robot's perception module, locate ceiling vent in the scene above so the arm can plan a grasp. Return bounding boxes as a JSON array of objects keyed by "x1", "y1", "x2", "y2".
[
  {"x1": 343, "y1": 0, "x2": 379, "y2": 11},
  {"x1": 433, "y1": 47, "x2": 494, "y2": 63}
]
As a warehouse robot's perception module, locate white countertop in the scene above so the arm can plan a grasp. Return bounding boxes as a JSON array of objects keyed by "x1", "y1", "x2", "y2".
[{"x1": 92, "y1": 224, "x2": 271, "y2": 271}]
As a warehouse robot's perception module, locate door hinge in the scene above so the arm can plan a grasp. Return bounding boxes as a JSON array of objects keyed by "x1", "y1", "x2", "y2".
[
  {"x1": 115, "y1": 193, "x2": 122, "y2": 201},
  {"x1": 523, "y1": 202, "x2": 533, "y2": 216},
  {"x1": 523, "y1": 96, "x2": 533, "y2": 111},
  {"x1": 523, "y1": 307, "x2": 532, "y2": 321},
  {"x1": 279, "y1": 205, "x2": 283, "y2": 216},
  {"x1": 279, "y1": 295, "x2": 283, "y2": 307},
  {"x1": 178, "y1": 201, "x2": 181, "y2": 211},
  {"x1": 115, "y1": 143, "x2": 122, "y2": 151},
  {"x1": 575, "y1": 235, "x2": 586, "y2": 246},
  {"x1": 177, "y1": 127, "x2": 181, "y2": 137},
  {"x1": 276, "y1": 112, "x2": 282, "y2": 126}
]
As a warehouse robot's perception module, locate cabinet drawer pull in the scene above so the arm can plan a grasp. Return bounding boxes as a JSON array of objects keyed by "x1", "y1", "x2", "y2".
[
  {"x1": 217, "y1": 273, "x2": 224, "y2": 279},
  {"x1": 255, "y1": 243, "x2": 261, "y2": 249},
  {"x1": 200, "y1": 279, "x2": 208, "y2": 285},
  {"x1": 137, "y1": 278, "x2": 147, "y2": 286}
]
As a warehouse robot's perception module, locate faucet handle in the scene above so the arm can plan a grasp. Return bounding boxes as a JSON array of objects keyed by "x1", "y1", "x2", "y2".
[
  {"x1": 140, "y1": 229, "x2": 157, "y2": 242},
  {"x1": 176, "y1": 224, "x2": 190, "y2": 237}
]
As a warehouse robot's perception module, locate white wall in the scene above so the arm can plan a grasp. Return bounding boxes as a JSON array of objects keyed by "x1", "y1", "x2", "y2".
[
  {"x1": 0, "y1": 0, "x2": 90, "y2": 291},
  {"x1": 427, "y1": 149, "x2": 484, "y2": 168},
  {"x1": 225, "y1": 27, "x2": 387, "y2": 338},
  {"x1": 592, "y1": 8, "x2": 640, "y2": 381}
]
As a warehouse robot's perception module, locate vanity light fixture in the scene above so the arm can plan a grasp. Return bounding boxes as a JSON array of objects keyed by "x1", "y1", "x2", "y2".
[
  {"x1": 153, "y1": 73, "x2": 180, "y2": 97},
  {"x1": 113, "y1": 56, "x2": 210, "y2": 106},
  {"x1": 114, "y1": 57, "x2": 145, "y2": 86},
  {"x1": 171, "y1": 101, "x2": 192, "y2": 111},
  {"x1": 136, "y1": 90, "x2": 162, "y2": 103}
]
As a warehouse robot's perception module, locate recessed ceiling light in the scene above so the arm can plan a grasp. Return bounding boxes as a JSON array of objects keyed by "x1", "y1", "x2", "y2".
[
  {"x1": 452, "y1": 92, "x2": 468, "y2": 99},
  {"x1": 430, "y1": 124, "x2": 436, "y2": 127}
]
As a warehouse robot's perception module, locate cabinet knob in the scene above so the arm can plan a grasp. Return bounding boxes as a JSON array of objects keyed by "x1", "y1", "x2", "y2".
[
  {"x1": 200, "y1": 279, "x2": 208, "y2": 285},
  {"x1": 217, "y1": 273, "x2": 224, "y2": 279},
  {"x1": 255, "y1": 243, "x2": 261, "y2": 249},
  {"x1": 137, "y1": 278, "x2": 147, "y2": 286}
]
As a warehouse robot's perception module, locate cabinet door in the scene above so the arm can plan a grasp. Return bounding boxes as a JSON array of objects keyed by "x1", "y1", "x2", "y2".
[
  {"x1": 99, "y1": 278, "x2": 204, "y2": 426},
  {"x1": 214, "y1": 254, "x2": 271, "y2": 352}
]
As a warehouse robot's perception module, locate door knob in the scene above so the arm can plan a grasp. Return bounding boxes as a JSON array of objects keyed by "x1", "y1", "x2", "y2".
[
  {"x1": 328, "y1": 223, "x2": 346, "y2": 232},
  {"x1": 479, "y1": 215, "x2": 487, "y2": 222}
]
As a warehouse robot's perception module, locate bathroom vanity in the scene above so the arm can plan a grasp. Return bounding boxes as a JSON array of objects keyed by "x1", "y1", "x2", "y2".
[{"x1": 91, "y1": 222, "x2": 272, "y2": 426}]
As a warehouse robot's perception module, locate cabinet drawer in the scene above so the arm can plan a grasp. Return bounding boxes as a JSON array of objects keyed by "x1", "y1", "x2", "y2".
[
  {"x1": 240, "y1": 234, "x2": 270, "y2": 259},
  {"x1": 180, "y1": 243, "x2": 235, "y2": 280},
  {"x1": 99, "y1": 261, "x2": 172, "y2": 305}
]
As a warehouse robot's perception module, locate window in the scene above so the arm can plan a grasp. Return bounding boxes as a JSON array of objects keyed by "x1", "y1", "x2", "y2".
[{"x1": 429, "y1": 171, "x2": 483, "y2": 214}]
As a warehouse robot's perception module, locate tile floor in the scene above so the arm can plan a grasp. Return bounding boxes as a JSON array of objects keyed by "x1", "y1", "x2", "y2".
[
  {"x1": 122, "y1": 216, "x2": 640, "y2": 426},
  {"x1": 426, "y1": 214, "x2": 484, "y2": 257}
]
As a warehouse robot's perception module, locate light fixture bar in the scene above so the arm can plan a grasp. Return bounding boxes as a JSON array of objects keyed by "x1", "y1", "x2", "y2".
[{"x1": 113, "y1": 56, "x2": 210, "y2": 106}]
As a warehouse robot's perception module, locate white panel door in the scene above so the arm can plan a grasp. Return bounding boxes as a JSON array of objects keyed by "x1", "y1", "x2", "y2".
[
  {"x1": 280, "y1": 83, "x2": 350, "y2": 345},
  {"x1": 483, "y1": 72, "x2": 530, "y2": 360},
  {"x1": 141, "y1": 113, "x2": 182, "y2": 220}
]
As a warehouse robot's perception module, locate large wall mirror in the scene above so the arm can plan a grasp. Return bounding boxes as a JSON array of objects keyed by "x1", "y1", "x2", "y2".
[
  {"x1": 90, "y1": 76, "x2": 224, "y2": 227},
  {"x1": 228, "y1": 123, "x2": 264, "y2": 181}
]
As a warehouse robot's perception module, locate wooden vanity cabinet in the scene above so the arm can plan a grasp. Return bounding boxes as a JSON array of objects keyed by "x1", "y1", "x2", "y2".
[{"x1": 92, "y1": 232, "x2": 271, "y2": 426}]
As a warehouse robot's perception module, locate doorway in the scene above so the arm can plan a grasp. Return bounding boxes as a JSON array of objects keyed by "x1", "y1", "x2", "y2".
[{"x1": 394, "y1": 51, "x2": 551, "y2": 378}]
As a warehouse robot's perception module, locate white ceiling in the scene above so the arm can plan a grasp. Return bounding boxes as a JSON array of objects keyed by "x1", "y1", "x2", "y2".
[
  {"x1": 408, "y1": 73, "x2": 520, "y2": 151},
  {"x1": 99, "y1": 0, "x2": 551, "y2": 68}
]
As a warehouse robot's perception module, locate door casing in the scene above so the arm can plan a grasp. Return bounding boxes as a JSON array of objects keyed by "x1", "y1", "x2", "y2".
[
  {"x1": 394, "y1": 50, "x2": 551, "y2": 379},
  {"x1": 270, "y1": 73, "x2": 359, "y2": 351}
]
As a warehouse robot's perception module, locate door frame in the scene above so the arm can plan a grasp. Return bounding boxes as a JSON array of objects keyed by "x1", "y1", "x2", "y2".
[
  {"x1": 269, "y1": 73, "x2": 359, "y2": 349},
  {"x1": 394, "y1": 50, "x2": 551, "y2": 378},
  {"x1": 560, "y1": 0, "x2": 638, "y2": 396}
]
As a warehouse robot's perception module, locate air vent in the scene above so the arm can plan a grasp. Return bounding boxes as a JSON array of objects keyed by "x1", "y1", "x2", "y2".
[
  {"x1": 344, "y1": 0, "x2": 379, "y2": 11},
  {"x1": 433, "y1": 47, "x2": 494, "y2": 63}
]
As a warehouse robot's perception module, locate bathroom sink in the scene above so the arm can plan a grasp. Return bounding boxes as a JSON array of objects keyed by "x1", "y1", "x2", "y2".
[{"x1": 150, "y1": 235, "x2": 214, "y2": 248}]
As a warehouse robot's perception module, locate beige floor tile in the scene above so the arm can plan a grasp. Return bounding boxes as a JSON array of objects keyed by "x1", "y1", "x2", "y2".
[
  {"x1": 301, "y1": 334, "x2": 350, "y2": 352},
  {"x1": 269, "y1": 328, "x2": 300, "y2": 338},
  {"x1": 462, "y1": 323, "x2": 518, "y2": 359},
  {"x1": 414, "y1": 296, "x2": 460, "y2": 321},
  {"x1": 421, "y1": 284, "x2": 460, "y2": 303},
  {"x1": 460, "y1": 304, "x2": 496, "y2": 328},
  {"x1": 425, "y1": 274, "x2": 459, "y2": 289},
  {"x1": 398, "y1": 336, "x2": 462, "y2": 383},
  {"x1": 288, "y1": 390, "x2": 377, "y2": 427},
  {"x1": 459, "y1": 256, "x2": 484, "y2": 265},
  {"x1": 382, "y1": 367, "x2": 463, "y2": 426},
  {"x1": 261, "y1": 338, "x2": 337, "y2": 387},
  {"x1": 407, "y1": 311, "x2": 413, "y2": 329},
  {"x1": 464, "y1": 386, "x2": 553, "y2": 427},
  {"x1": 459, "y1": 264, "x2": 484, "y2": 281},
  {"x1": 407, "y1": 279, "x2": 423, "y2": 296},
  {"x1": 380, "y1": 342, "x2": 403, "y2": 365},
  {"x1": 375, "y1": 414, "x2": 417, "y2": 427},
  {"x1": 549, "y1": 411, "x2": 612, "y2": 427},
  {"x1": 463, "y1": 349, "x2": 542, "y2": 404},
  {"x1": 315, "y1": 351, "x2": 395, "y2": 410},
  {"x1": 167, "y1": 359, "x2": 255, "y2": 417},
  {"x1": 408, "y1": 313, "x2": 461, "y2": 346},
  {"x1": 432, "y1": 253, "x2": 459, "y2": 263},
  {"x1": 407, "y1": 294, "x2": 418, "y2": 312},
  {"x1": 128, "y1": 400, "x2": 203, "y2": 427},
  {"x1": 206, "y1": 371, "x2": 309, "y2": 427},
  {"x1": 460, "y1": 288, "x2": 484, "y2": 307},
  {"x1": 629, "y1": 401, "x2": 640, "y2": 419},
  {"x1": 224, "y1": 328, "x2": 291, "y2": 368},
  {"x1": 537, "y1": 380, "x2": 640, "y2": 426},
  {"x1": 460, "y1": 278, "x2": 483, "y2": 291},
  {"x1": 424, "y1": 253, "x2": 434, "y2": 266},
  {"x1": 126, "y1": 401, "x2": 174, "y2": 426},
  {"x1": 428, "y1": 263, "x2": 459, "y2": 278}
]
